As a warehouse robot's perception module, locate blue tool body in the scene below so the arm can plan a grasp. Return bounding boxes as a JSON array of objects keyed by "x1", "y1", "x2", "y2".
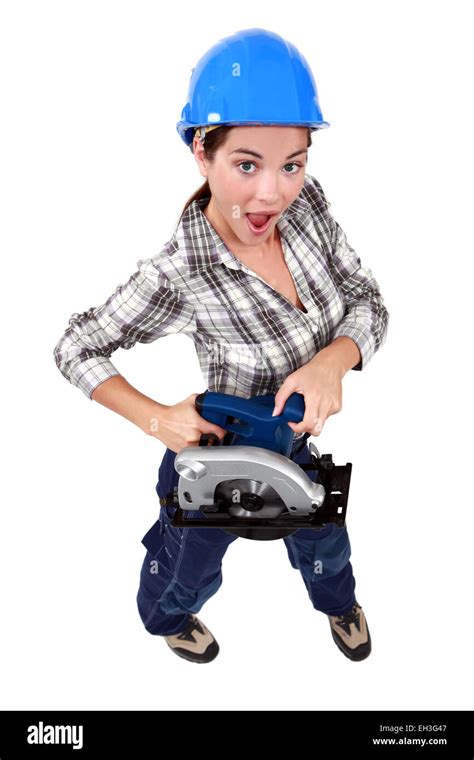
[{"x1": 195, "y1": 390, "x2": 305, "y2": 456}]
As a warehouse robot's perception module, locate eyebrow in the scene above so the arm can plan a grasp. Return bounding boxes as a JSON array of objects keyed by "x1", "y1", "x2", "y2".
[{"x1": 228, "y1": 148, "x2": 308, "y2": 160}]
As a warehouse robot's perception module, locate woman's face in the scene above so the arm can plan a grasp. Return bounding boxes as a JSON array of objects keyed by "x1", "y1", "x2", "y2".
[{"x1": 193, "y1": 126, "x2": 309, "y2": 248}]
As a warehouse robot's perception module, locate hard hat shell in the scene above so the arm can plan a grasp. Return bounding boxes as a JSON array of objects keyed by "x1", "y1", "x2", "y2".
[{"x1": 177, "y1": 28, "x2": 330, "y2": 146}]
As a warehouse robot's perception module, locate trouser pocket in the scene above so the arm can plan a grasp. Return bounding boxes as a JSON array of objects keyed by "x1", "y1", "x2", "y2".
[
  {"x1": 155, "y1": 447, "x2": 179, "y2": 500},
  {"x1": 285, "y1": 524, "x2": 352, "y2": 582}
]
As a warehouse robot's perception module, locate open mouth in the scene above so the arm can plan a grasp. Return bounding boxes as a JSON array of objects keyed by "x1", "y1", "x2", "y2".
[{"x1": 245, "y1": 213, "x2": 276, "y2": 235}]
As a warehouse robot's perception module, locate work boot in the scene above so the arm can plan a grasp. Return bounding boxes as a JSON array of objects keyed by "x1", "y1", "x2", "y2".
[
  {"x1": 164, "y1": 614, "x2": 219, "y2": 663},
  {"x1": 328, "y1": 602, "x2": 371, "y2": 661}
]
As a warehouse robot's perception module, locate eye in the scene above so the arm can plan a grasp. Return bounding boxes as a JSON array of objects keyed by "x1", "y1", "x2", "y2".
[
  {"x1": 283, "y1": 163, "x2": 302, "y2": 174},
  {"x1": 237, "y1": 160, "x2": 303, "y2": 175},
  {"x1": 238, "y1": 161, "x2": 256, "y2": 174}
]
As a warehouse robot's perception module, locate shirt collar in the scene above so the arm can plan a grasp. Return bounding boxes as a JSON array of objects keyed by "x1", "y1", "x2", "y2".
[{"x1": 177, "y1": 185, "x2": 312, "y2": 273}]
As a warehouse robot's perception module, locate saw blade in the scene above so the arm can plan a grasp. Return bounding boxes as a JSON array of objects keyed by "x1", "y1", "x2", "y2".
[{"x1": 214, "y1": 478, "x2": 286, "y2": 519}]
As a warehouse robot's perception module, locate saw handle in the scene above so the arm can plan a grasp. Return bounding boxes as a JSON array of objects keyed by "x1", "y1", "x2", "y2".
[{"x1": 195, "y1": 390, "x2": 305, "y2": 456}]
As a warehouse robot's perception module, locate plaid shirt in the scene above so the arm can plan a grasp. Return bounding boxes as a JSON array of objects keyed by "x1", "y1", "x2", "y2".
[{"x1": 53, "y1": 173, "x2": 389, "y2": 409}]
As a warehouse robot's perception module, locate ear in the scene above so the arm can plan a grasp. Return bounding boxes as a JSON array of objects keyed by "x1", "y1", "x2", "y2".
[{"x1": 192, "y1": 136, "x2": 208, "y2": 179}]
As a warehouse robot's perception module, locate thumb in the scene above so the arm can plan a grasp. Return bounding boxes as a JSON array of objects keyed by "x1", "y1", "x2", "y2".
[{"x1": 188, "y1": 392, "x2": 199, "y2": 407}]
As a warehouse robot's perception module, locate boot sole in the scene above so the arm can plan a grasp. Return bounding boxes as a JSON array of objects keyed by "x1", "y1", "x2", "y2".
[{"x1": 166, "y1": 639, "x2": 220, "y2": 663}]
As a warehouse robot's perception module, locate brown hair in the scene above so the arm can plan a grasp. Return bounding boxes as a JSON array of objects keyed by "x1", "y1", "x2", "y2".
[{"x1": 179, "y1": 126, "x2": 313, "y2": 222}]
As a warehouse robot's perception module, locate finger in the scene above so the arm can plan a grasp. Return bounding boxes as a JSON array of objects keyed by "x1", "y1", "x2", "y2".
[
  {"x1": 213, "y1": 425, "x2": 227, "y2": 440},
  {"x1": 202, "y1": 423, "x2": 227, "y2": 440},
  {"x1": 186, "y1": 439, "x2": 201, "y2": 448},
  {"x1": 293, "y1": 413, "x2": 326, "y2": 436},
  {"x1": 289, "y1": 416, "x2": 317, "y2": 435},
  {"x1": 272, "y1": 381, "x2": 295, "y2": 416},
  {"x1": 287, "y1": 397, "x2": 320, "y2": 434},
  {"x1": 308, "y1": 409, "x2": 328, "y2": 436}
]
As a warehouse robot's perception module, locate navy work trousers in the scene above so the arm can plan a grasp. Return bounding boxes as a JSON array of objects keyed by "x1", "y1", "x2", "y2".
[{"x1": 136, "y1": 439, "x2": 357, "y2": 635}]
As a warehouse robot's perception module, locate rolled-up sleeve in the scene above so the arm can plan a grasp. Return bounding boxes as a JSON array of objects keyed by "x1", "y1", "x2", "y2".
[
  {"x1": 300, "y1": 173, "x2": 387, "y2": 372},
  {"x1": 328, "y1": 218, "x2": 389, "y2": 370},
  {"x1": 305, "y1": 174, "x2": 389, "y2": 370},
  {"x1": 53, "y1": 256, "x2": 197, "y2": 399}
]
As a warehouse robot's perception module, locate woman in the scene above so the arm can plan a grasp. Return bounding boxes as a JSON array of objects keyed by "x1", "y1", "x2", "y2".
[{"x1": 53, "y1": 28, "x2": 389, "y2": 664}]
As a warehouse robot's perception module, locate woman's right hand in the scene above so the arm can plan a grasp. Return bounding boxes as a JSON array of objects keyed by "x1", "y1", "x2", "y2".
[{"x1": 150, "y1": 393, "x2": 227, "y2": 454}]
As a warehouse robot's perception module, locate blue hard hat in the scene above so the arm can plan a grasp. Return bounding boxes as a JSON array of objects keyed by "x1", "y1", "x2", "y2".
[{"x1": 176, "y1": 28, "x2": 330, "y2": 147}]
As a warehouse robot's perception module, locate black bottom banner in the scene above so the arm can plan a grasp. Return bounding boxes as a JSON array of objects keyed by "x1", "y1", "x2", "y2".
[{"x1": 0, "y1": 710, "x2": 472, "y2": 757}]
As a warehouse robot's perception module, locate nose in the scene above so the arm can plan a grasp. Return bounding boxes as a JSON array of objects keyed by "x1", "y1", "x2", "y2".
[{"x1": 254, "y1": 171, "x2": 281, "y2": 206}]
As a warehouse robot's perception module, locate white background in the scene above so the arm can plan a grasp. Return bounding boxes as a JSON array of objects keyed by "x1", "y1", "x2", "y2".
[{"x1": 1, "y1": 0, "x2": 473, "y2": 711}]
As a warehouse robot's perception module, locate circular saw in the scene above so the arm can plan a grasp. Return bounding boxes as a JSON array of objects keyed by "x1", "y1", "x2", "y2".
[{"x1": 160, "y1": 390, "x2": 352, "y2": 541}]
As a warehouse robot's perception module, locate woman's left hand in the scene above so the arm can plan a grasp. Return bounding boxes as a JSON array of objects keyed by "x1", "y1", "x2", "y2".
[{"x1": 271, "y1": 347, "x2": 347, "y2": 436}]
